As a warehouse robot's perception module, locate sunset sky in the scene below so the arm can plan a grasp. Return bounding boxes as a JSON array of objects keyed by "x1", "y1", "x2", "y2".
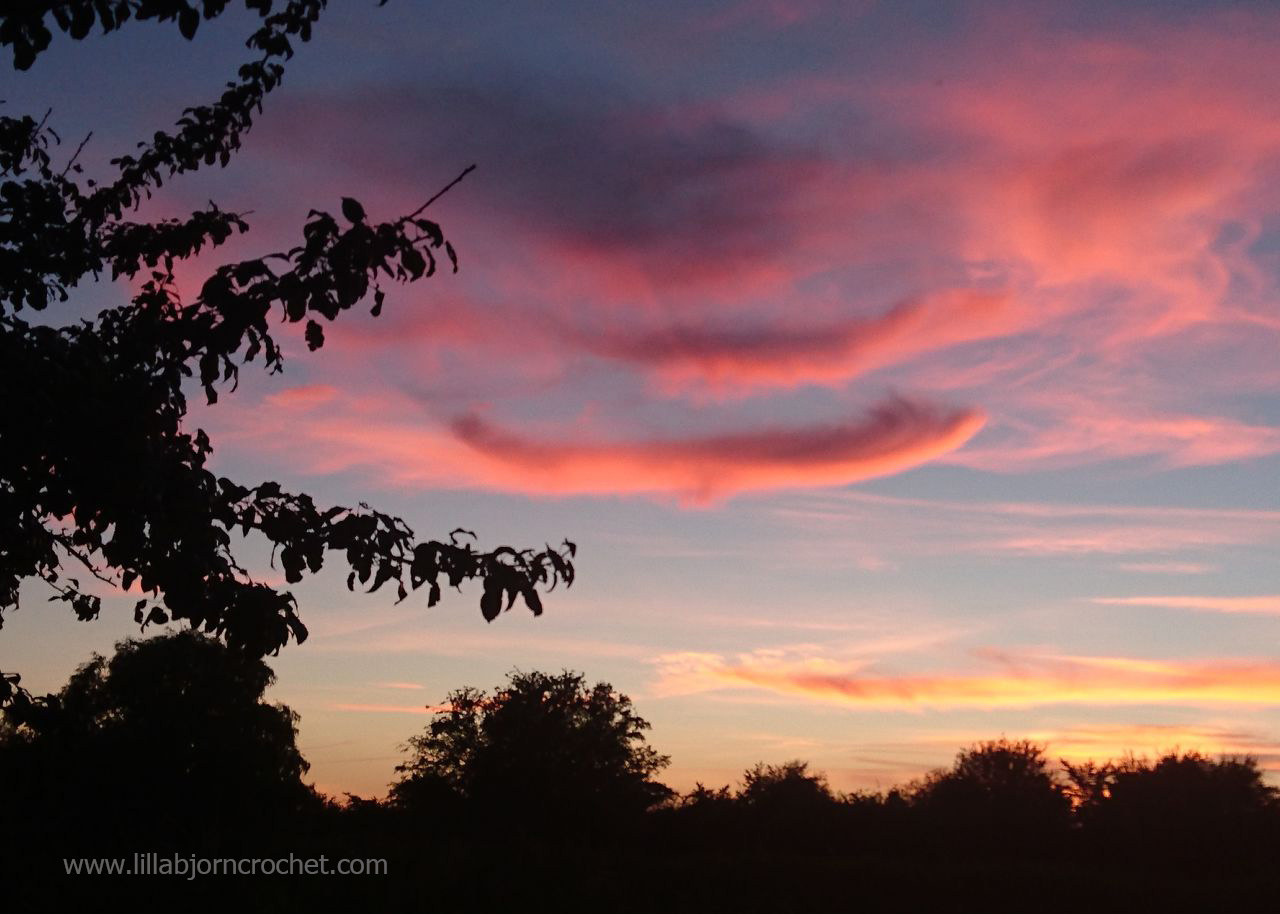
[{"x1": 5, "y1": 0, "x2": 1280, "y2": 798}]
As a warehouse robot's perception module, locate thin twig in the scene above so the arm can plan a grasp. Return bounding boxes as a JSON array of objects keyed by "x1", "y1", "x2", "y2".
[
  {"x1": 404, "y1": 164, "x2": 476, "y2": 222},
  {"x1": 60, "y1": 130, "x2": 93, "y2": 177},
  {"x1": 39, "y1": 572, "x2": 75, "y2": 598}
]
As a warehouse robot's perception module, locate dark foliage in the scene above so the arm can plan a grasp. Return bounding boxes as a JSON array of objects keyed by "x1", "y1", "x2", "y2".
[
  {"x1": 734, "y1": 759, "x2": 844, "y2": 850},
  {"x1": 907, "y1": 738, "x2": 1072, "y2": 857},
  {"x1": 740, "y1": 758, "x2": 835, "y2": 808},
  {"x1": 0, "y1": 0, "x2": 575, "y2": 706},
  {"x1": 1065, "y1": 750, "x2": 1280, "y2": 870},
  {"x1": 391, "y1": 669, "x2": 673, "y2": 841},
  {"x1": 6, "y1": 647, "x2": 1280, "y2": 908}
]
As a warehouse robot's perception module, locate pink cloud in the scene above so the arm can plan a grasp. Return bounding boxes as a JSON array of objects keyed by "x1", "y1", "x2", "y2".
[
  {"x1": 578, "y1": 290, "x2": 1012, "y2": 393},
  {"x1": 194, "y1": 5, "x2": 1280, "y2": 495},
  {"x1": 449, "y1": 397, "x2": 984, "y2": 502},
  {"x1": 948, "y1": 396, "x2": 1280, "y2": 472},
  {"x1": 218, "y1": 387, "x2": 982, "y2": 502}
]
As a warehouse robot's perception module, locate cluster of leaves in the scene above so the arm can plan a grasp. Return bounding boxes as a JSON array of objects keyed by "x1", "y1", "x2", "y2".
[
  {"x1": 4, "y1": 1, "x2": 315, "y2": 72},
  {"x1": 0, "y1": 1, "x2": 574, "y2": 706}
]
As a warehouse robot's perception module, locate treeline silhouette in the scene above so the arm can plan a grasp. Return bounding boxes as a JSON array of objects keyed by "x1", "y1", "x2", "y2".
[{"x1": 4, "y1": 632, "x2": 1279, "y2": 910}]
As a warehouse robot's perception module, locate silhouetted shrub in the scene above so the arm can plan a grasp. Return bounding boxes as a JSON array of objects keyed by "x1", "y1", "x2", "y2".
[
  {"x1": 736, "y1": 760, "x2": 843, "y2": 850},
  {"x1": 908, "y1": 739, "x2": 1071, "y2": 858},
  {"x1": 391, "y1": 670, "x2": 673, "y2": 843}
]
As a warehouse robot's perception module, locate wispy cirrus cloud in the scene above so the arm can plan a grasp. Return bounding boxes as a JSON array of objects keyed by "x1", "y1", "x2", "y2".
[
  {"x1": 768, "y1": 490, "x2": 1280, "y2": 561},
  {"x1": 652, "y1": 647, "x2": 1280, "y2": 710},
  {"x1": 948, "y1": 395, "x2": 1280, "y2": 472}
]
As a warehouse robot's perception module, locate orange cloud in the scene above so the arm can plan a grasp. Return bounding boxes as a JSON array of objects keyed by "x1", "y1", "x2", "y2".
[
  {"x1": 1028, "y1": 723, "x2": 1280, "y2": 767},
  {"x1": 1116, "y1": 562, "x2": 1217, "y2": 575},
  {"x1": 264, "y1": 384, "x2": 339, "y2": 410},
  {"x1": 1093, "y1": 595, "x2": 1280, "y2": 615},
  {"x1": 652, "y1": 648, "x2": 1280, "y2": 710}
]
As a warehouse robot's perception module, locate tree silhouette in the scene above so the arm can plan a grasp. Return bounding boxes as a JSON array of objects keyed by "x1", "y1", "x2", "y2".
[
  {"x1": 0, "y1": 629, "x2": 315, "y2": 852},
  {"x1": 739, "y1": 759, "x2": 835, "y2": 808},
  {"x1": 0, "y1": 1, "x2": 575, "y2": 707},
  {"x1": 392, "y1": 670, "x2": 673, "y2": 841}
]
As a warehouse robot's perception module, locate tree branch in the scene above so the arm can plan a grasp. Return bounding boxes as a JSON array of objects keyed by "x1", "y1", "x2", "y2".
[{"x1": 404, "y1": 164, "x2": 476, "y2": 222}]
